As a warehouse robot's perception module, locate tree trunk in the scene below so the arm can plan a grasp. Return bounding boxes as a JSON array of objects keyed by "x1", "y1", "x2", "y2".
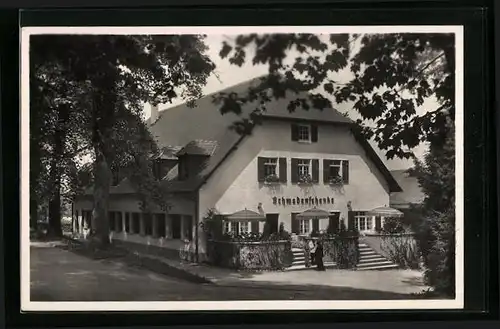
[
  {"x1": 48, "y1": 187, "x2": 62, "y2": 237},
  {"x1": 47, "y1": 106, "x2": 69, "y2": 237},
  {"x1": 92, "y1": 149, "x2": 112, "y2": 249}
]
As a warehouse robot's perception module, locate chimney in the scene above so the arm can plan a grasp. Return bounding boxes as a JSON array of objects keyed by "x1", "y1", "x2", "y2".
[{"x1": 149, "y1": 103, "x2": 159, "y2": 123}]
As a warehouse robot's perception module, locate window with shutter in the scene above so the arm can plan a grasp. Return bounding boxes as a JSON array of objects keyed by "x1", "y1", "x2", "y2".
[{"x1": 297, "y1": 124, "x2": 311, "y2": 142}]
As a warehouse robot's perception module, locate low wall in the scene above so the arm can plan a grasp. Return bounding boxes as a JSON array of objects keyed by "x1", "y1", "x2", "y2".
[
  {"x1": 207, "y1": 240, "x2": 293, "y2": 270},
  {"x1": 302, "y1": 236, "x2": 359, "y2": 269},
  {"x1": 360, "y1": 233, "x2": 421, "y2": 269}
]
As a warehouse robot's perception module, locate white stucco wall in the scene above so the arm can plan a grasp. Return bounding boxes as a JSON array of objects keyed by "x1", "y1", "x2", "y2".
[{"x1": 199, "y1": 120, "x2": 391, "y2": 233}]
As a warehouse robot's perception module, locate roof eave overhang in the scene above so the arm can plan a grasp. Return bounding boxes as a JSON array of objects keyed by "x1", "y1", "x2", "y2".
[{"x1": 261, "y1": 115, "x2": 353, "y2": 126}]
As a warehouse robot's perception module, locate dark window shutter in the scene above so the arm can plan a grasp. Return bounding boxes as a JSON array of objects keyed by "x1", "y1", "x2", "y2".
[
  {"x1": 291, "y1": 158, "x2": 299, "y2": 183},
  {"x1": 312, "y1": 218, "x2": 319, "y2": 233},
  {"x1": 328, "y1": 213, "x2": 340, "y2": 233},
  {"x1": 279, "y1": 157, "x2": 287, "y2": 182},
  {"x1": 291, "y1": 213, "x2": 299, "y2": 234},
  {"x1": 312, "y1": 159, "x2": 319, "y2": 183},
  {"x1": 311, "y1": 124, "x2": 318, "y2": 142},
  {"x1": 291, "y1": 124, "x2": 299, "y2": 141},
  {"x1": 234, "y1": 222, "x2": 240, "y2": 234},
  {"x1": 323, "y1": 159, "x2": 330, "y2": 183},
  {"x1": 348, "y1": 211, "x2": 355, "y2": 231},
  {"x1": 342, "y1": 160, "x2": 349, "y2": 184},
  {"x1": 257, "y1": 157, "x2": 266, "y2": 182},
  {"x1": 251, "y1": 221, "x2": 259, "y2": 233}
]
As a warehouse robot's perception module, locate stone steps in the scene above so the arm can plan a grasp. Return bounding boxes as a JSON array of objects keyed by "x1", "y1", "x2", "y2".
[
  {"x1": 291, "y1": 248, "x2": 306, "y2": 267},
  {"x1": 356, "y1": 243, "x2": 398, "y2": 271},
  {"x1": 287, "y1": 243, "x2": 399, "y2": 271}
]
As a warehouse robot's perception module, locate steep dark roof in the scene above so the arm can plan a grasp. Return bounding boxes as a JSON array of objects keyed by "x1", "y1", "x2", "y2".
[
  {"x1": 390, "y1": 169, "x2": 425, "y2": 207},
  {"x1": 176, "y1": 139, "x2": 218, "y2": 156},
  {"x1": 154, "y1": 145, "x2": 182, "y2": 160},
  {"x1": 107, "y1": 77, "x2": 400, "y2": 194}
]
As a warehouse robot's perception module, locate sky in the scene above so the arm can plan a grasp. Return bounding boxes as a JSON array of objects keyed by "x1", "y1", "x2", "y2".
[{"x1": 143, "y1": 34, "x2": 432, "y2": 171}]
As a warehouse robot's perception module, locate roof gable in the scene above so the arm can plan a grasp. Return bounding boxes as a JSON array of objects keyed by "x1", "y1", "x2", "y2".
[{"x1": 105, "y1": 77, "x2": 401, "y2": 194}]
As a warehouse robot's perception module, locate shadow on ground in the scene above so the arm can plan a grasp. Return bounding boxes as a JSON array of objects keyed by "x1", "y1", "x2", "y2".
[{"x1": 30, "y1": 242, "x2": 440, "y2": 302}]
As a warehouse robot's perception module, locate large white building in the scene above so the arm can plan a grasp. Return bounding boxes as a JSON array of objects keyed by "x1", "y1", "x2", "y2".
[{"x1": 72, "y1": 78, "x2": 402, "y2": 261}]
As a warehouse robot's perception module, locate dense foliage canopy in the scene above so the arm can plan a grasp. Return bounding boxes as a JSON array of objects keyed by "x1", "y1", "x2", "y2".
[{"x1": 30, "y1": 34, "x2": 215, "y2": 241}]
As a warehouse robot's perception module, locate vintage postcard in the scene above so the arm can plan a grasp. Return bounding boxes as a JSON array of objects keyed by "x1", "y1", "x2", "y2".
[{"x1": 21, "y1": 25, "x2": 464, "y2": 311}]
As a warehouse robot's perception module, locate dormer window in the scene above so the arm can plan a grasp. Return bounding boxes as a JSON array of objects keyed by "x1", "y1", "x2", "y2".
[{"x1": 291, "y1": 123, "x2": 318, "y2": 143}]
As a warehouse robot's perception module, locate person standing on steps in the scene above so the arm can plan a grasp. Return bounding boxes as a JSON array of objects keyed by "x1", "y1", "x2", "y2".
[{"x1": 315, "y1": 240, "x2": 326, "y2": 271}]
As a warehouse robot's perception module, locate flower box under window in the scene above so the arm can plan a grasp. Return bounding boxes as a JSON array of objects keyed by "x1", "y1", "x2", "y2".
[
  {"x1": 298, "y1": 174, "x2": 313, "y2": 185},
  {"x1": 264, "y1": 173, "x2": 281, "y2": 184},
  {"x1": 328, "y1": 175, "x2": 344, "y2": 186}
]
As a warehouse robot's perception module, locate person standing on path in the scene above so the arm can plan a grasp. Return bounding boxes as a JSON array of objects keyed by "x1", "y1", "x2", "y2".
[{"x1": 315, "y1": 240, "x2": 326, "y2": 271}]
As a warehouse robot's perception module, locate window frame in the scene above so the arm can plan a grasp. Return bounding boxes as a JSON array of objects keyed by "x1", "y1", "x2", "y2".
[
  {"x1": 299, "y1": 219, "x2": 311, "y2": 235},
  {"x1": 239, "y1": 221, "x2": 250, "y2": 234},
  {"x1": 297, "y1": 124, "x2": 311, "y2": 143},
  {"x1": 354, "y1": 212, "x2": 374, "y2": 231},
  {"x1": 263, "y1": 158, "x2": 278, "y2": 177},
  {"x1": 328, "y1": 160, "x2": 343, "y2": 178},
  {"x1": 297, "y1": 159, "x2": 311, "y2": 177},
  {"x1": 223, "y1": 221, "x2": 251, "y2": 234}
]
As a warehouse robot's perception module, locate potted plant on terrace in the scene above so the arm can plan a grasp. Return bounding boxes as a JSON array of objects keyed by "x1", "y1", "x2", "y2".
[{"x1": 298, "y1": 174, "x2": 313, "y2": 185}]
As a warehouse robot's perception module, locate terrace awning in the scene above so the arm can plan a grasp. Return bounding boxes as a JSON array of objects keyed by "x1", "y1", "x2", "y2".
[
  {"x1": 225, "y1": 208, "x2": 266, "y2": 222},
  {"x1": 296, "y1": 207, "x2": 330, "y2": 220},
  {"x1": 367, "y1": 206, "x2": 404, "y2": 218}
]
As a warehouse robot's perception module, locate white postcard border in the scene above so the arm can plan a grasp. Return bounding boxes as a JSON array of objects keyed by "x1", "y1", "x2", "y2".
[{"x1": 20, "y1": 25, "x2": 465, "y2": 312}]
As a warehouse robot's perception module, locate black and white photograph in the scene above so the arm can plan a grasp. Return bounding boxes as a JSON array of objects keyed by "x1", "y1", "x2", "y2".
[{"x1": 21, "y1": 26, "x2": 463, "y2": 311}]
